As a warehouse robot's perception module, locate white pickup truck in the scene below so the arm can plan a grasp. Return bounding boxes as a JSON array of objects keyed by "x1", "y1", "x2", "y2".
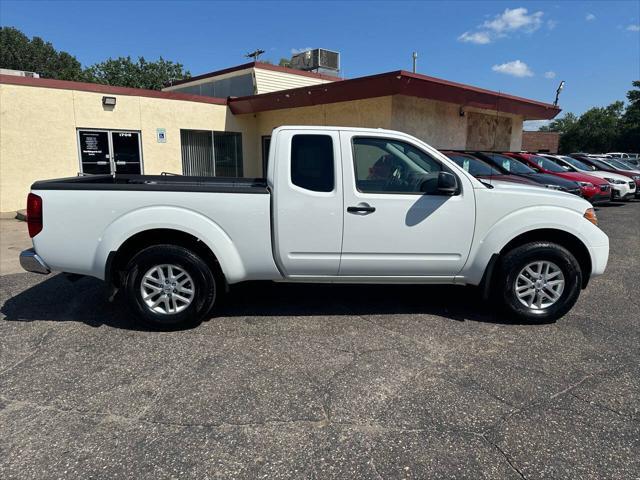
[{"x1": 21, "y1": 126, "x2": 609, "y2": 329}]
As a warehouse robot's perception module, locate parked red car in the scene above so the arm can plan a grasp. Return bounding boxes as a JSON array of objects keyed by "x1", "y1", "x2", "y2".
[{"x1": 505, "y1": 152, "x2": 612, "y2": 204}]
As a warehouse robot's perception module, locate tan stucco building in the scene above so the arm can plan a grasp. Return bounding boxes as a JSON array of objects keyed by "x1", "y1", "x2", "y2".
[{"x1": 0, "y1": 61, "x2": 560, "y2": 213}]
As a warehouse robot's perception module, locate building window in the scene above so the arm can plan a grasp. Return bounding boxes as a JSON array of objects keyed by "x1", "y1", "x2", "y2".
[
  {"x1": 290, "y1": 134, "x2": 334, "y2": 192},
  {"x1": 180, "y1": 130, "x2": 243, "y2": 177},
  {"x1": 77, "y1": 129, "x2": 143, "y2": 175}
]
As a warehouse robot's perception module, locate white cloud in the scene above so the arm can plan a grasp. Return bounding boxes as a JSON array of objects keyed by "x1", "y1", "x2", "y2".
[
  {"x1": 544, "y1": 71, "x2": 556, "y2": 79},
  {"x1": 458, "y1": 7, "x2": 545, "y2": 45},
  {"x1": 547, "y1": 19, "x2": 558, "y2": 30},
  {"x1": 458, "y1": 31, "x2": 491, "y2": 44},
  {"x1": 482, "y1": 7, "x2": 544, "y2": 34},
  {"x1": 492, "y1": 60, "x2": 534, "y2": 78},
  {"x1": 290, "y1": 47, "x2": 313, "y2": 55},
  {"x1": 585, "y1": 13, "x2": 596, "y2": 21},
  {"x1": 627, "y1": 24, "x2": 640, "y2": 32}
]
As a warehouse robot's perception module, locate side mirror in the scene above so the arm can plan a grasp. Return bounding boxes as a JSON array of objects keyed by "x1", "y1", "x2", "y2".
[{"x1": 435, "y1": 171, "x2": 458, "y2": 195}]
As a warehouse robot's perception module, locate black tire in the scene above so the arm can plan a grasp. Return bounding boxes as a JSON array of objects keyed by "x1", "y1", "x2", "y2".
[
  {"x1": 123, "y1": 244, "x2": 217, "y2": 330},
  {"x1": 496, "y1": 241, "x2": 582, "y2": 323}
]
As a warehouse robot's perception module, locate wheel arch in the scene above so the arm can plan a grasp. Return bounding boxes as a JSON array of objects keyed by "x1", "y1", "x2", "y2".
[
  {"x1": 94, "y1": 206, "x2": 247, "y2": 286},
  {"x1": 106, "y1": 228, "x2": 226, "y2": 289},
  {"x1": 481, "y1": 228, "x2": 592, "y2": 293}
]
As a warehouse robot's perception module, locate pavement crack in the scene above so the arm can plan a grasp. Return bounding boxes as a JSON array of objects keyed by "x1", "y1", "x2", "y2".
[
  {"x1": 0, "y1": 329, "x2": 52, "y2": 376},
  {"x1": 549, "y1": 374, "x2": 594, "y2": 400},
  {"x1": 370, "y1": 458, "x2": 384, "y2": 480},
  {"x1": 568, "y1": 392, "x2": 637, "y2": 422},
  {"x1": 481, "y1": 434, "x2": 527, "y2": 480},
  {"x1": 457, "y1": 376, "x2": 516, "y2": 408},
  {"x1": 482, "y1": 363, "x2": 634, "y2": 437}
]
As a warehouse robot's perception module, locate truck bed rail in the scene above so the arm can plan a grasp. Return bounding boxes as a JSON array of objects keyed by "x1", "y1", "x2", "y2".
[{"x1": 31, "y1": 174, "x2": 269, "y2": 194}]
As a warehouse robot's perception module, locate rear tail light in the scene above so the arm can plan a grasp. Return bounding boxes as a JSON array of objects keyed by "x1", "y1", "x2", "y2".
[{"x1": 26, "y1": 193, "x2": 43, "y2": 237}]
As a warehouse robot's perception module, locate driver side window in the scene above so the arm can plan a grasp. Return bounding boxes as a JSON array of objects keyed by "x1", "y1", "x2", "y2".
[{"x1": 352, "y1": 137, "x2": 445, "y2": 194}]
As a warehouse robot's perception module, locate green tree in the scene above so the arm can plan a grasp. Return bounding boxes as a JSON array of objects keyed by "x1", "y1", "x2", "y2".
[
  {"x1": 549, "y1": 81, "x2": 639, "y2": 153},
  {"x1": 539, "y1": 112, "x2": 578, "y2": 133},
  {"x1": 617, "y1": 80, "x2": 640, "y2": 151},
  {"x1": 569, "y1": 102, "x2": 623, "y2": 153},
  {"x1": 552, "y1": 103, "x2": 623, "y2": 153},
  {"x1": 0, "y1": 26, "x2": 85, "y2": 80},
  {"x1": 85, "y1": 56, "x2": 190, "y2": 90},
  {"x1": 278, "y1": 58, "x2": 291, "y2": 67}
]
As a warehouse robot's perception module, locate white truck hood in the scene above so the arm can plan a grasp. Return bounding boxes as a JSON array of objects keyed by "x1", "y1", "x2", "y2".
[{"x1": 481, "y1": 179, "x2": 592, "y2": 214}]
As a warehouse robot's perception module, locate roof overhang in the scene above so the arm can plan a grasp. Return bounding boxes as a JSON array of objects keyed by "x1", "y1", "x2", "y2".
[
  {"x1": 229, "y1": 70, "x2": 561, "y2": 120},
  {"x1": 0, "y1": 74, "x2": 228, "y2": 105}
]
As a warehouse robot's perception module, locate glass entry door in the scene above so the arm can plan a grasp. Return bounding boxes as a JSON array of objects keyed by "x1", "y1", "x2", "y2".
[
  {"x1": 78, "y1": 131, "x2": 111, "y2": 174},
  {"x1": 78, "y1": 129, "x2": 143, "y2": 175},
  {"x1": 112, "y1": 131, "x2": 142, "y2": 174}
]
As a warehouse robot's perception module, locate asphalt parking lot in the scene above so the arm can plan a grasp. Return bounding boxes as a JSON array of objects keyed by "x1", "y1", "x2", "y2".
[{"x1": 1, "y1": 201, "x2": 639, "y2": 480}]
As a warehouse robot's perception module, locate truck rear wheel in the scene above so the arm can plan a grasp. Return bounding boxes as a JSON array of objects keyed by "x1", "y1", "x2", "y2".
[
  {"x1": 123, "y1": 244, "x2": 217, "y2": 330},
  {"x1": 497, "y1": 241, "x2": 582, "y2": 323}
]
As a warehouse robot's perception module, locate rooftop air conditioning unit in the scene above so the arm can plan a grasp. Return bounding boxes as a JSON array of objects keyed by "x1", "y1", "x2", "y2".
[
  {"x1": 0, "y1": 68, "x2": 40, "y2": 78},
  {"x1": 290, "y1": 49, "x2": 339, "y2": 74}
]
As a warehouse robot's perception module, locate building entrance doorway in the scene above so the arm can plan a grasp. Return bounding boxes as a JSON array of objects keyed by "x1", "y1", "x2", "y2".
[{"x1": 77, "y1": 129, "x2": 143, "y2": 174}]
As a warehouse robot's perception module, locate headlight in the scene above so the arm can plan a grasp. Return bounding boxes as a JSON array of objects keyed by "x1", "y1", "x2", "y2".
[
  {"x1": 578, "y1": 182, "x2": 594, "y2": 188},
  {"x1": 604, "y1": 177, "x2": 626, "y2": 184},
  {"x1": 545, "y1": 184, "x2": 563, "y2": 190},
  {"x1": 584, "y1": 208, "x2": 598, "y2": 226}
]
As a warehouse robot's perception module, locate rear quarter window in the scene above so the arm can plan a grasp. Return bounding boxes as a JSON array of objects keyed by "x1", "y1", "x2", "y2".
[{"x1": 290, "y1": 135, "x2": 334, "y2": 192}]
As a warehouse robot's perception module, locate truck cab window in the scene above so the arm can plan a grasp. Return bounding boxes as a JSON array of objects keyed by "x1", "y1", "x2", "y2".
[
  {"x1": 290, "y1": 135, "x2": 334, "y2": 192},
  {"x1": 352, "y1": 137, "x2": 445, "y2": 194}
]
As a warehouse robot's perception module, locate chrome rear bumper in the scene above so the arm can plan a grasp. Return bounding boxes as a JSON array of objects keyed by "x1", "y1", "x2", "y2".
[{"x1": 19, "y1": 248, "x2": 51, "y2": 275}]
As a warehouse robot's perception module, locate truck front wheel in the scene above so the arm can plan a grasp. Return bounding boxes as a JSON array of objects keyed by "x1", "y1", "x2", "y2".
[
  {"x1": 497, "y1": 241, "x2": 582, "y2": 323},
  {"x1": 123, "y1": 244, "x2": 217, "y2": 330}
]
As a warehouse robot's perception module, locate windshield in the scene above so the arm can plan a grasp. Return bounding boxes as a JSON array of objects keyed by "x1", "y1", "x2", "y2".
[
  {"x1": 446, "y1": 154, "x2": 502, "y2": 176},
  {"x1": 559, "y1": 156, "x2": 594, "y2": 171},
  {"x1": 586, "y1": 158, "x2": 614, "y2": 170},
  {"x1": 606, "y1": 158, "x2": 633, "y2": 170},
  {"x1": 530, "y1": 155, "x2": 566, "y2": 173},
  {"x1": 483, "y1": 153, "x2": 537, "y2": 174}
]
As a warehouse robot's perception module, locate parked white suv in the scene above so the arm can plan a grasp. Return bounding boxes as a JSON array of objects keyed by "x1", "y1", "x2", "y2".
[
  {"x1": 542, "y1": 155, "x2": 636, "y2": 201},
  {"x1": 20, "y1": 126, "x2": 609, "y2": 329}
]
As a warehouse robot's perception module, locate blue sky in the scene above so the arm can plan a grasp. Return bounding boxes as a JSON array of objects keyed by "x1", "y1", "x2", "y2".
[{"x1": 1, "y1": 1, "x2": 638, "y2": 126}]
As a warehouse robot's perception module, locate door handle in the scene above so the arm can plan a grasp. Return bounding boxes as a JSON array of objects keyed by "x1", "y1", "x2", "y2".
[{"x1": 347, "y1": 205, "x2": 376, "y2": 214}]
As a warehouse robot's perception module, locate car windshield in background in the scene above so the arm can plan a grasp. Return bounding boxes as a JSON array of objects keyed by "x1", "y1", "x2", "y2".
[
  {"x1": 446, "y1": 154, "x2": 501, "y2": 176},
  {"x1": 588, "y1": 158, "x2": 615, "y2": 170},
  {"x1": 560, "y1": 156, "x2": 593, "y2": 171},
  {"x1": 484, "y1": 153, "x2": 537, "y2": 174},
  {"x1": 607, "y1": 158, "x2": 634, "y2": 170},
  {"x1": 531, "y1": 155, "x2": 566, "y2": 172}
]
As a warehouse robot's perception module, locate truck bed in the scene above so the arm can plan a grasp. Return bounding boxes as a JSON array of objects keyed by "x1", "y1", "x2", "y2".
[{"x1": 31, "y1": 174, "x2": 269, "y2": 194}]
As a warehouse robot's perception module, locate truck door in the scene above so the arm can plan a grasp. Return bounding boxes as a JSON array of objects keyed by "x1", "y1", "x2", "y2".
[
  {"x1": 339, "y1": 132, "x2": 475, "y2": 277},
  {"x1": 273, "y1": 129, "x2": 343, "y2": 276}
]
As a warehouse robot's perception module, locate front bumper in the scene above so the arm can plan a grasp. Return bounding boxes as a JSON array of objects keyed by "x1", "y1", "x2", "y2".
[
  {"x1": 19, "y1": 248, "x2": 51, "y2": 275},
  {"x1": 612, "y1": 189, "x2": 635, "y2": 200},
  {"x1": 588, "y1": 190, "x2": 612, "y2": 205},
  {"x1": 589, "y1": 244, "x2": 609, "y2": 278}
]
